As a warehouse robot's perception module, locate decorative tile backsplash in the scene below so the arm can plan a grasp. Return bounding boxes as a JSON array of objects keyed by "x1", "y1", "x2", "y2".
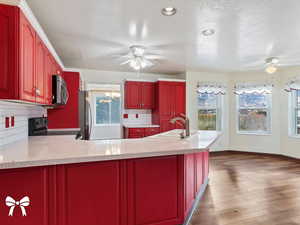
[
  {"x1": 0, "y1": 101, "x2": 46, "y2": 147},
  {"x1": 122, "y1": 109, "x2": 152, "y2": 125}
]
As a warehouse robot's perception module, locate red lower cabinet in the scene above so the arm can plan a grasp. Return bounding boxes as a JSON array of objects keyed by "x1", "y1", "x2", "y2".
[
  {"x1": 0, "y1": 167, "x2": 52, "y2": 225},
  {"x1": 184, "y1": 154, "x2": 195, "y2": 217},
  {"x1": 203, "y1": 151, "x2": 209, "y2": 180},
  {"x1": 127, "y1": 156, "x2": 184, "y2": 225},
  {"x1": 56, "y1": 161, "x2": 124, "y2": 225},
  {"x1": 0, "y1": 153, "x2": 210, "y2": 225},
  {"x1": 195, "y1": 152, "x2": 204, "y2": 194}
]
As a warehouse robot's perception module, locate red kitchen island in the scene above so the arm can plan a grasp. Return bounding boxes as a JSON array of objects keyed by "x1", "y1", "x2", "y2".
[{"x1": 0, "y1": 130, "x2": 220, "y2": 225}]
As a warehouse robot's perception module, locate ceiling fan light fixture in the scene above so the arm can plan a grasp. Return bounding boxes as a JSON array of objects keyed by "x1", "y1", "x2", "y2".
[
  {"x1": 265, "y1": 65, "x2": 277, "y2": 74},
  {"x1": 130, "y1": 45, "x2": 145, "y2": 57},
  {"x1": 265, "y1": 57, "x2": 279, "y2": 65},
  {"x1": 161, "y1": 7, "x2": 177, "y2": 16},
  {"x1": 265, "y1": 57, "x2": 279, "y2": 74}
]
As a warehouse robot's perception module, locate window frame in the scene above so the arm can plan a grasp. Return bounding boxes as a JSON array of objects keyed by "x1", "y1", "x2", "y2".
[
  {"x1": 93, "y1": 91, "x2": 121, "y2": 126},
  {"x1": 289, "y1": 90, "x2": 300, "y2": 138},
  {"x1": 236, "y1": 93, "x2": 272, "y2": 135},
  {"x1": 197, "y1": 93, "x2": 223, "y2": 131}
]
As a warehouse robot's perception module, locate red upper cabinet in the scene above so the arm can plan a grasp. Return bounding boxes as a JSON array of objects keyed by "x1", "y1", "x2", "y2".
[
  {"x1": 125, "y1": 81, "x2": 155, "y2": 109},
  {"x1": 140, "y1": 82, "x2": 155, "y2": 109},
  {"x1": 35, "y1": 35, "x2": 47, "y2": 104},
  {"x1": 125, "y1": 81, "x2": 140, "y2": 109},
  {"x1": 0, "y1": 5, "x2": 18, "y2": 99},
  {"x1": 19, "y1": 12, "x2": 36, "y2": 102},
  {"x1": 0, "y1": 4, "x2": 62, "y2": 105},
  {"x1": 153, "y1": 81, "x2": 186, "y2": 132}
]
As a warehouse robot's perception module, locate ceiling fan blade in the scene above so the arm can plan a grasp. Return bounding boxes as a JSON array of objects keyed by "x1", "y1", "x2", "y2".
[
  {"x1": 120, "y1": 60, "x2": 131, "y2": 65},
  {"x1": 144, "y1": 54, "x2": 164, "y2": 60},
  {"x1": 144, "y1": 59, "x2": 154, "y2": 67}
]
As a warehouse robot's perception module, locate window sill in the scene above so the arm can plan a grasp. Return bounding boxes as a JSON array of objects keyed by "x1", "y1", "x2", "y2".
[
  {"x1": 288, "y1": 135, "x2": 300, "y2": 139},
  {"x1": 94, "y1": 124, "x2": 121, "y2": 127},
  {"x1": 237, "y1": 131, "x2": 272, "y2": 136}
]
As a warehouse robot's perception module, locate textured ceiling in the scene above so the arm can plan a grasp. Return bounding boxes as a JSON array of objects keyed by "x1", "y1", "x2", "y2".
[{"x1": 27, "y1": 0, "x2": 300, "y2": 74}]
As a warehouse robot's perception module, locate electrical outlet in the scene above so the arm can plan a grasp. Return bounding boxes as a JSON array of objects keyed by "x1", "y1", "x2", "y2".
[
  {"x1": 11, "y1": 116, "x2": 15, "y2": 127},
  {"x1": 5, "y1": 117, "x2": 10, "y2": 128}
]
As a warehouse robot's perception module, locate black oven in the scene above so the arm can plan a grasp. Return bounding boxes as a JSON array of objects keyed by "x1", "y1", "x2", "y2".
[{"x1": 28, "y1": 117, "x2": 48, "y2": 136}]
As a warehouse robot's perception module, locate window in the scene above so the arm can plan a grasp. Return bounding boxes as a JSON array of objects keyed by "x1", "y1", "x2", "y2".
[
  {"x1": 95, "y1": 91, "x2": 121, "y2": 125},
  {"x1": 198, "y1": 93, "x2": 222, "y2": 130},
  {"x1": 290, "y1": 90, "x2": 300, "y2": 136},
  {"x1": 237, "y1": 93, "x2": 271, "y2": 134}
]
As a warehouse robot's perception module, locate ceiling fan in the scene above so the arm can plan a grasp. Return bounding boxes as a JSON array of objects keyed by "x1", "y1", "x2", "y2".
[{"x1": 119, "y1": 45, "x2": 163, "y2": 71}]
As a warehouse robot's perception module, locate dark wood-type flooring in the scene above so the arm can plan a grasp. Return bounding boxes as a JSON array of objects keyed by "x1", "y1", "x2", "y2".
[{"x1": 189, "y1": 152, "x2": 300, "y2": 225}]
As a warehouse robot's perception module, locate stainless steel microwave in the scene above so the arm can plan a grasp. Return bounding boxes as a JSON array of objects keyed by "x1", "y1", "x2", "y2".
[{"x1": 52, "y1": 75, "x2": 69, "y2": 105}]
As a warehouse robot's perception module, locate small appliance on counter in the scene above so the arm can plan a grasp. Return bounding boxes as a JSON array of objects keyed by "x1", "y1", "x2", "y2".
[{"x1": 28, "y1": 117, "x2": 48, "y2": 136}]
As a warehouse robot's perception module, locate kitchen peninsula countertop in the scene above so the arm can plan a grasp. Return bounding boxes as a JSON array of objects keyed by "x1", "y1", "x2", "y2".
[{"x1": 0, "y1": 130, "x2": 220, "y2": 169}]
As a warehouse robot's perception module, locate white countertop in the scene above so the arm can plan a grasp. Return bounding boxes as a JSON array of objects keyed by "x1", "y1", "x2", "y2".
[
  {"x1": 123, "y1": 124, "x2": 160, "y2": 128},
  {"x1": 0, "y1": 130, "x2": 220, "y2": 169}
]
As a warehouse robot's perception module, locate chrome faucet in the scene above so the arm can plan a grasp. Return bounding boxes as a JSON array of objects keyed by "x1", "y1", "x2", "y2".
[{"x1": 170, "y1": 114, "x2": 190, "y2": 139}]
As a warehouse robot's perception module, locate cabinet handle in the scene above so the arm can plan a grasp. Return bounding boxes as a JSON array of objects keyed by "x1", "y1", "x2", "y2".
[{"x1": 36, "y1": 88, "x2": 41, "y2": 96}]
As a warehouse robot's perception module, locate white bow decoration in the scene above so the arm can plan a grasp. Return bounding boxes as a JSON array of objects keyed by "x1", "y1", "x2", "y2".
[{"x1": 5, "y1": 196, "x2": 30, "y2": 216}]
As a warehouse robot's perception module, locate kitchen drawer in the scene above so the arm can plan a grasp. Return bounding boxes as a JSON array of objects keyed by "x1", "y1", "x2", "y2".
[
  {"x1": 145, "y1": 127, "x2": 160, "y2": 137},
  {"x1": 125, "y1": 128, "x2": 145, "y2": 139}
]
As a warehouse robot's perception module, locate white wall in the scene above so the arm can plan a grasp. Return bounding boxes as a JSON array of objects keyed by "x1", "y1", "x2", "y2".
[
  {"x1": 0, "y1": 101, "x2": 46, "y2": 146},
  {"x1": 186, "y1": 71, "x2": 230, "y2": 151},
  {"x1": 186, "y1": 68, "x2": 300, "y2": 158},
  {"x1": 227, "y1": 72, "x2": 281, "y2": 155},
  {"x1": 278, "y1": 67, "x2": 300, "y2": 159},
  {"x1": 80, "y1": 69, "x2": 185, "y2": 84}
]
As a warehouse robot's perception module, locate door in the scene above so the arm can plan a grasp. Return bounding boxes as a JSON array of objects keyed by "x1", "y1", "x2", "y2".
[
  {"x1": 125, "y1": 81, "x2": 140, "y2": 109},
  {"x1": 0, "y1": 167, "x2": 52, "y2": 225},
  {"x1": 127, "y1": 156, "x2": 184, "y2": 225},
  {"x1": 0, "y1": 5, "x2": 17, "y2": 99},
  {"x1": 35, "y1": 35, "x2": 46, "y2": 104},
  {"x1": 45, "y1": 51, "x2": 54, "y2": 105},
  {"x1": 57, "y1": 161, "x2": 123, "y2": 225},
  {"x1": 89, "y1": 84, "x2": 122, "y2": 140},
  {"x1": 174, "y1": 82, "x2": 186, "y2": 129},
  {"x1": 159, "y1": 82, "x2": 173, "y2": 118},
  {"x1": 19, "y1": 12, "x2": 36, "y2": 102},
  {"x1": 175, "y1": 83, "x2": 186, "y2": 116},
  {"x1": 141, "y1": 82, "x2": 154, "y2": 109},
  {"x1": 195, "y1": 152, "x2": 204, "y2": 194},
  {"x1": 184, "y1": 154, "x2": 195, "y2": 217}
]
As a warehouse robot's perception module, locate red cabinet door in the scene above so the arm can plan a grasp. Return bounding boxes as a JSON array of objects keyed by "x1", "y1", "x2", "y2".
[
  {"x1": 19, "y1": 12, "x2": 36, "y2": 102},
  {"x1": 45, "y1": 51, "x2": 53, "y2": 105},
  {"x1": 203, "y1": 151, "x2": 209, "y2": 180},
  {"x1": 175, "y1": 82, "x2": 186, "y2": 116},
  {"x1": 0, "y1": 5, "x2": 17, "y2": 99},
  {"x1": 127, "y1": 156, "x2": 184, "y2": 225},
  {"x1": 0, "y1": 167, "x2": 52, "y2": 225},
  {"x1": 195, "y1": 152, "x2": 204, "y2": 194},
  {"x1": 159, "y1": 82, "x2": 173, "y2": 118},
  {"x1": 127, "y1": 128, "x2": 145, "y2": 138},
  {"x1": 141, "y1": 82, "x2": 155, "y2": 109},
  {"x1": 144, "y1": 127, "x2": 160, "y2": 137},
  {"x1": 35, "y1": 35, "x2": 46, "y2": 104},
  {"x1": 125, "y1": 81, "x2": 140, "y2": 109},
  {"x1": 57, "y1": 161, "x2": 124, "y2": 225},
  {"x1": 184, "y1": 154, "x2": 195, "y2": 217}
]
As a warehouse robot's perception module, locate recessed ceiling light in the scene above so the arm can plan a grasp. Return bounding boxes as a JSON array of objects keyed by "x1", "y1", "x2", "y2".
[
  {"x1": 161, "y1": 7, "x2": 177, "y2": 16},
  {"x1": 202, "y1": 29, "x2": 215, "y2": 36}
]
